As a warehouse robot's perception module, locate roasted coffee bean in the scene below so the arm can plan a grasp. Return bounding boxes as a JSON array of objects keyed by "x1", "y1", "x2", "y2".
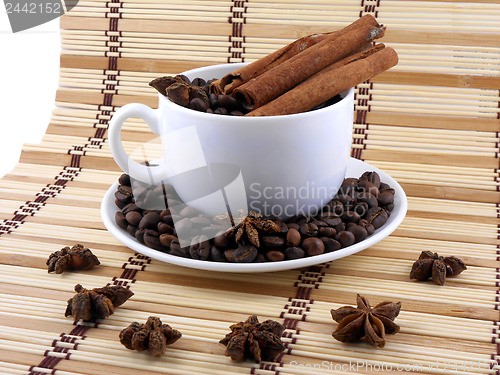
[
  {"x1": 115, "y1": 199, "x2": 126, "y2": 209},
  {"x1": 285, "y1": 247, "x2": 305, "y2": 260},
  {"x1": 340, "y1": 178, "x2": 358, "y2": 195},
  {"x1": 302, "y1": 237, "x2": 325, "y2": 256},
  {"x1": 138, "y1": 212, "x2": 160, "y2": 230},
  {"x1": 115, "y1": 190, "x2": 132, "y2": 203},
  {"x1": 177, "y1": 74, "x2": 190, "y2": 84},
  {"x1": 358, "y1": 180, "x2": 379, "y2": 197},
  {"x1": 300, "y1": 222, "x2": 318, "y2": 237},
  {"x1": 312, "y1": 220, "x2": 328, "y2": 227},
  {"x1": 366, "y1": 207, "x2": 389, "y2": 229},
  {"x1": 134, "y1": 228, "x2": 146, "y2": 244},
  {"x1": 322, "y1": 215, "x2": 342, "y2": 228},
  {"x1": 214, "y1": 107, "x2": 228, "y2": 115},
  {"x1": 266, "y1": 250, "x2": 285, "y2": 262},
  {"x1": 255, "y1": 254, "x2": 267, "y2": 262},
  {"x1": 174, "y1": 217, "x2": 192, "y2": 235},
  {"x1": 190, "y1": 216, "x2": 212, "y2": 229},
  {"x1": 357, "y1": 192, "x2": 378, "y2": 208},
  {"x1": 286, "y1": 223, "x2": 300, "y2": 231},
  {"x1": 218, "y1": 94, "x2": 240, "y2": 110},
  {"x1": 354, "y1": 202, "x2": 369, "y2": 217},
  {"x1": 230, "y1": 110, "x2": 244, "y2": 116},
  {"x1": 385, "y1": 202, "x2": 395, "y2": 212},
  {"x1": 213, "y1": 231, "x2": 231, "y2": 249},
  {"x1": 160, "y1": 208, "x2": 171, "y2": 219},
  {"x1": 190, "y1": 235, "x2": 210, "y2": 260},
  {"x1": 161, "y1": 214, "x2": 174, "y2": 226},
  {"x1": 157, "y1": 222, "x2": 174, "y2": 235},
  {"x1": 118, "y1": 185, "x2": 133, "y2": 197},
  {"x1": 261, "y1": 236, "x2": 285, "y2": 249},
  {"x1": 321, "y1": 237, "x2": 341, "y2": 252},
  {"x1": 115, "y1": 212, "x2": 128, "y2": 230},
  {"x1": 170, "y1": 241, "x2": 189, "y2": 258},
  {"x1": 335, "y1": 222, "x2": 345, "y2": 233},
  {"x1": 234, "y1": 245, "x2": 258, "y2": 263},
  {"x1": 337, "y1": 231, "x2": 355, "y2": 248},
  {"x1": 380, "y1": 182, "x2": 390, "y2": 190},
  {"x1": 210, "y1": 246, "x2": 226, "y2": 262},
  {"x1": 191, "y1": 77, "x2": 206, "y2": 86},
  {"x1": 360, "y1": 171, "x2": 381, "y2": 188},
  {"x1": 358, "y1": 219, "x2": 375, "y2": 235},
  {"x1": 125, "y1": 211, "x2": 142, "y2": 227},
  {"x1": 188, "y1": 98, "x2": 208, "y2": 112},
  {"x1": 348, "y1": 224, "x2": 368, "y2": 243},
  {"x1": 159, "y1": 233, "x2": 178, "y2": 247},
  {"x1": 144, "y1": 230, "x2": 162, "y2": 250},
  {"x1": 336, "y1": 193, "x2": 354, "y2": 207},
  {"x1": 209, "y1": 93, "x2": 219, "y2": 108},
  {"x1": 224, "y1": 249, "x2": 236, "y2": 262},
  {"x1": 206, "y1": 108, "x2": 214, "y2": 114},
  {"x1": 119, "y1": 174, "x2": 131, "y2": 187},
  {"x1": 179, "y1": 206, "x2": 199, "y2": 218},
  {"x1": 286, "y1": 228, "x2": 301, "y2": 247},
  {"x1": 122, "y1": 203, "x2": 140, "y2": 215},
  {"x1": 318, "y1": 226, "x2": 336, "y2": 238},
  {"x1": 324, "y1": 200, "x2": 344, "y2": 215},
  {"x1": 378, "y1": 189, "x2": 395, "y2": 206},
  {"x1": 341, "y1": 210, "x2": 360, "y2": 223}
]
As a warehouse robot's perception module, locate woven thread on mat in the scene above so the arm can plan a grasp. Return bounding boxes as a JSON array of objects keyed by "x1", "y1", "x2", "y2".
[{"x1": 228, "y1": 0, "x2": 247, "y2": 63}]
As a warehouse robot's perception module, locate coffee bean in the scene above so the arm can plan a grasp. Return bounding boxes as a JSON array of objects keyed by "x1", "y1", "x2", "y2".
[
  {"x1": 206, "y1": 108, "x2": 214, "y2": 114},
  {"x1": 353, "y1": 202, "x2": 369, "y2": 218},
  {"x1": 170, "y1": 241, "x2": 189, "y2": 257},
  {"x1": 357, "y1": 192, "x2": 378, "y2": 209},
  {"x1": 359, "y1": 219, "x2": 375, "y2": 235},
  {"x1": 118, "y1": 185, "x2": 133, "y2": 197},
  {"x1": 324, "y1": 200, "x2": 344, "y2": 215},
  {"x1": 125, "y1": 211, "x2": 142, "y2": 227},
  {"x1": 230, "y1": 110, "x2": 244, "y2": 116},
  {"x1": 144, "y1": 230, "x2": 162, "y2": 250},
  {"x1": 134, "y1": 228, "x2": 145, "y2": 244},
  {"x1": 115, "y1": 199, "x2": 126, "y2": 209},
  {"x1": 285, "y1": 247, "x2": 305, "y2": 260},
  {"x1": 378, "y1": 190, "x2": 395, "y2": 206},
  {"x1": 380, "y1": 182, "x2": 390, "y2": 190},
  {"x1": 286, "y1": 223, "x2": 300, "y2": 231},
  {"x1": 385, "y1": 202, "x2": 395, "y2": 212},
  {"x1": 114, "y1": 190, "x2": 131, "y2": 203},
  {"x1": 214, "y1": 107, "x2": 228, "y2": 115},
  {"x1": 190, "y1": 235, "x2": 210, "y2": 260},
  {"x1": 336, "y1": 193, "x2": 354, "y2": 207},
  {"x1": 338, "y1": 231, "x2": 355, "y2": 247},
  {"x1": 358, "y1": 180, "x2": 379, "y2": 197},
  {"x1": 302, "y1": 237, "x2": 325, "y2": 256},
  {"x1": 210, "y1": 246, "x2": 226, "y2": 262},
  {"x1": 360, "y1": 171, "x2": 381, "y2": 188},
  {"x1": 312, "y1": 220, "x2": 328, "y2": 227},
  {"x1": 122, "y1": 203, "x2": 140, "y2": 215},
  {"x1": 157, "y1": 222, "x2": 174, "y2": 235},
  {"x1": 213, "y1": 231, "x2": 231, "y2": 249},
  {"x1": 119, "y1": 174, "x2": 131, "y2": 187},
  {"x1": 341, "y1": 210, "x2": 360, "y2": 223},
  {"x1": 209, "y1": 93, "x2": 219, "y2": 108},
  {"x1": 191, "y1": 77, "x2": 206, "y2": 86},
  {"x1": 348, "y1": 224, "x2": 368, "y2": 243},
  {"x1": 300, "y1": 222, "x2": 318, "y2": 237},
  {"x1": 234, "y1": 245, "x2": 258, "y2": 263},
  {"x1": 224, "y1": 249, "x2": 236, "y2": 262},
  {"x1": 174, "y1": 217, "x2": 192, "y2": 235},
  {"x1": 159, "y1": 233, "x2": 178, "y2": 247},
  {"x1": 366, "y1": 207, "x2": 388, "y2": 229},
  {"x1": 161, "y1": 214, "x2": 174, "y2": 226},
  {"x1": 275, "y1": 220, "x2": 289, "y2": 236},
  {"x1": 318, "y1": 227, "x2": 336, "y2": 238},
  {"x1": 266, "y1": 250, "x2": 285, "y2": 262},
  {"x1": 138, "y1": 212, "x2": 160, "y2": 230},
  {"x1": 255, "y1": 254, "x2": 267, "y2": 263},
  {"x1": 286, "y1": 228, "x2": 301, "y2": 247},
  {"x1": 177, "y1": 74, "x2": 190, "y2": 84},
  {"x1": 340, "y1": 178, "x2": 358, "y2": 195},
  {"x1": 115, "y1": 212, "x2": 128, "y2": 229},
  {"x1": 179, "y1": 206, "x2": 200, "y2": 218},
  {"x1": 218, "y1": 94, "x2": 240, "y2": 110},
  {"x1": 261, "y1": 236, "x2": 285, "y2": 249},
  {"x1": 321, "y1": 237, "x2": 341, "y2": 252},
  {"x1": 322, "y1": 215, "x2": 342, "y2": 228},
  {"x1": 188, "y1": 98, "x2": 208, "y2": 112},
  {"x1": 190, "y1": 216, "x2": 212, "y2": 229}
]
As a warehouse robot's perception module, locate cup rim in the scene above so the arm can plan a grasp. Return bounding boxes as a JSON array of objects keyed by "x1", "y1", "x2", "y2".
[{"x1": 158, "y1": 71, "x2": 354, "y2": 122}]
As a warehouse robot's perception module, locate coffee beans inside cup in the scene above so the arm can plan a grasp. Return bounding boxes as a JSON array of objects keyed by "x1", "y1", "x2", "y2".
[{"x1": 113, "y1": 171, "x2": 395, "y2": 263}]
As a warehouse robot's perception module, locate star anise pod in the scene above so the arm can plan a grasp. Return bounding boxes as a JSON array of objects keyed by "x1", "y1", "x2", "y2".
[
  {"x1": 227, "y1": 211, "x2": 279, "y2": 247},
  {"x1": 47, "y1": 244, "x2": 100, "y2": 274},
  {"x1": 220, "y1": 315, "x2": 285, "y2": 362},
  {"x1": 410, "y1": 251, "x2": 467, "y2": 285},
  {"x1": 65, "y1": 284, "x2": 133, "y2": 321},
  {"x1": 331, "y1": 294, "x2": 401, "y2": 348},
  {"x1": 119, "y1": 316, "x2": 182, "y2": 357}
]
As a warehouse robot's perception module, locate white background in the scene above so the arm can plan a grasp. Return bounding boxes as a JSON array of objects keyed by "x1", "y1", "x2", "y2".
[{"x1": 0, "y1": 8, "x2": 60, "y2": 178}]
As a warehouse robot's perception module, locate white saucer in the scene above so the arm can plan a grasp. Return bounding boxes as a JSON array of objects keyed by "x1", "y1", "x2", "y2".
[{"x1": 100, "y1": 158, "x2": 407, "y2": 273}]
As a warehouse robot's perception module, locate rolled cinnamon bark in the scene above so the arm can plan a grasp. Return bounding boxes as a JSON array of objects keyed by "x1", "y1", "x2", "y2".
[
  {"x1": 234, "y1": 21, "x2": 385, "y2": 111},
  {"x1": 246, "y1": 46, "x2": 398, "y2": 117},
  {"x1": 211, "y1": 14, "x2": 380, "y2": 95}
]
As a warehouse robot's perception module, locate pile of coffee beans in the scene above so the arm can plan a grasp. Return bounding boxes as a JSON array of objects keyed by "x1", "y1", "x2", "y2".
[
  {"x1": 151, "y1": 75, "x2": 341, "y2": 115},
  {"x1": 113, "y1": 171, "x2": 395, "y2": 263}
]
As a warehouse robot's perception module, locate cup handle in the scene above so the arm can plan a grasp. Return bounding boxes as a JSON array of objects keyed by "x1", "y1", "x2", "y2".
[{"x1": 108, "y1": 103, "x2": 168, "y2": 184}]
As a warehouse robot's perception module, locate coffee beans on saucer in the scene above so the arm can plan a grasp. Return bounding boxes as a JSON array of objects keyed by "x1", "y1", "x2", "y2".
[{"x1": 113, "y1": 171, "x2": 395, "y2": 263}]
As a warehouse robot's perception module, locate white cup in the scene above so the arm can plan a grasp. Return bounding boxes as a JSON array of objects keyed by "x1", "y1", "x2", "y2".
[{"x1": 109, "y1": 63, "x2": 354, "y2": 220}]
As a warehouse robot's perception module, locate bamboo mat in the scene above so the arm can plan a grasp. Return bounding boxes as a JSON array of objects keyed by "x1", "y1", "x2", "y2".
[{"x1": 1, "y1": 1, "x2": 500, "y2": 374}]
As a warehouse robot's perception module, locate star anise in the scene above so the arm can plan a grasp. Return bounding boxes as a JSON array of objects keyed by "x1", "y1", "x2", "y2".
[
  {"x1": 119, "y1": 316, "x2": 182, "y2": 357},
  {"x1": 410, "y1": 251, "x2": 466, "y2": 285},
  {"x1": 65, "y1": 284, "x2": 133, "y2": 321},
  {"x1": 47, "y1": 244, "x2": 100, "y2": 274},
  {"x1": 330, "y1": 294, "x2": 401, "y2": 348},
  {"x1": 220, "y1": 315, "x2": 285, "y2": 362},
  {"x1": 227, "y1": 211, "x2": 279, "y2": 247}
]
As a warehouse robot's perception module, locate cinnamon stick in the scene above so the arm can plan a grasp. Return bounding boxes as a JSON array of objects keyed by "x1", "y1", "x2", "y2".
[
  {"x1": 234, "y1": 20, "x2": 386, "y2": 111},
  {"x1": 246, "y1": 45, "x2": 398, "y2": 117},
  {"x1": 211, "y1": 14, "x2": 380, "y2": 95}
]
